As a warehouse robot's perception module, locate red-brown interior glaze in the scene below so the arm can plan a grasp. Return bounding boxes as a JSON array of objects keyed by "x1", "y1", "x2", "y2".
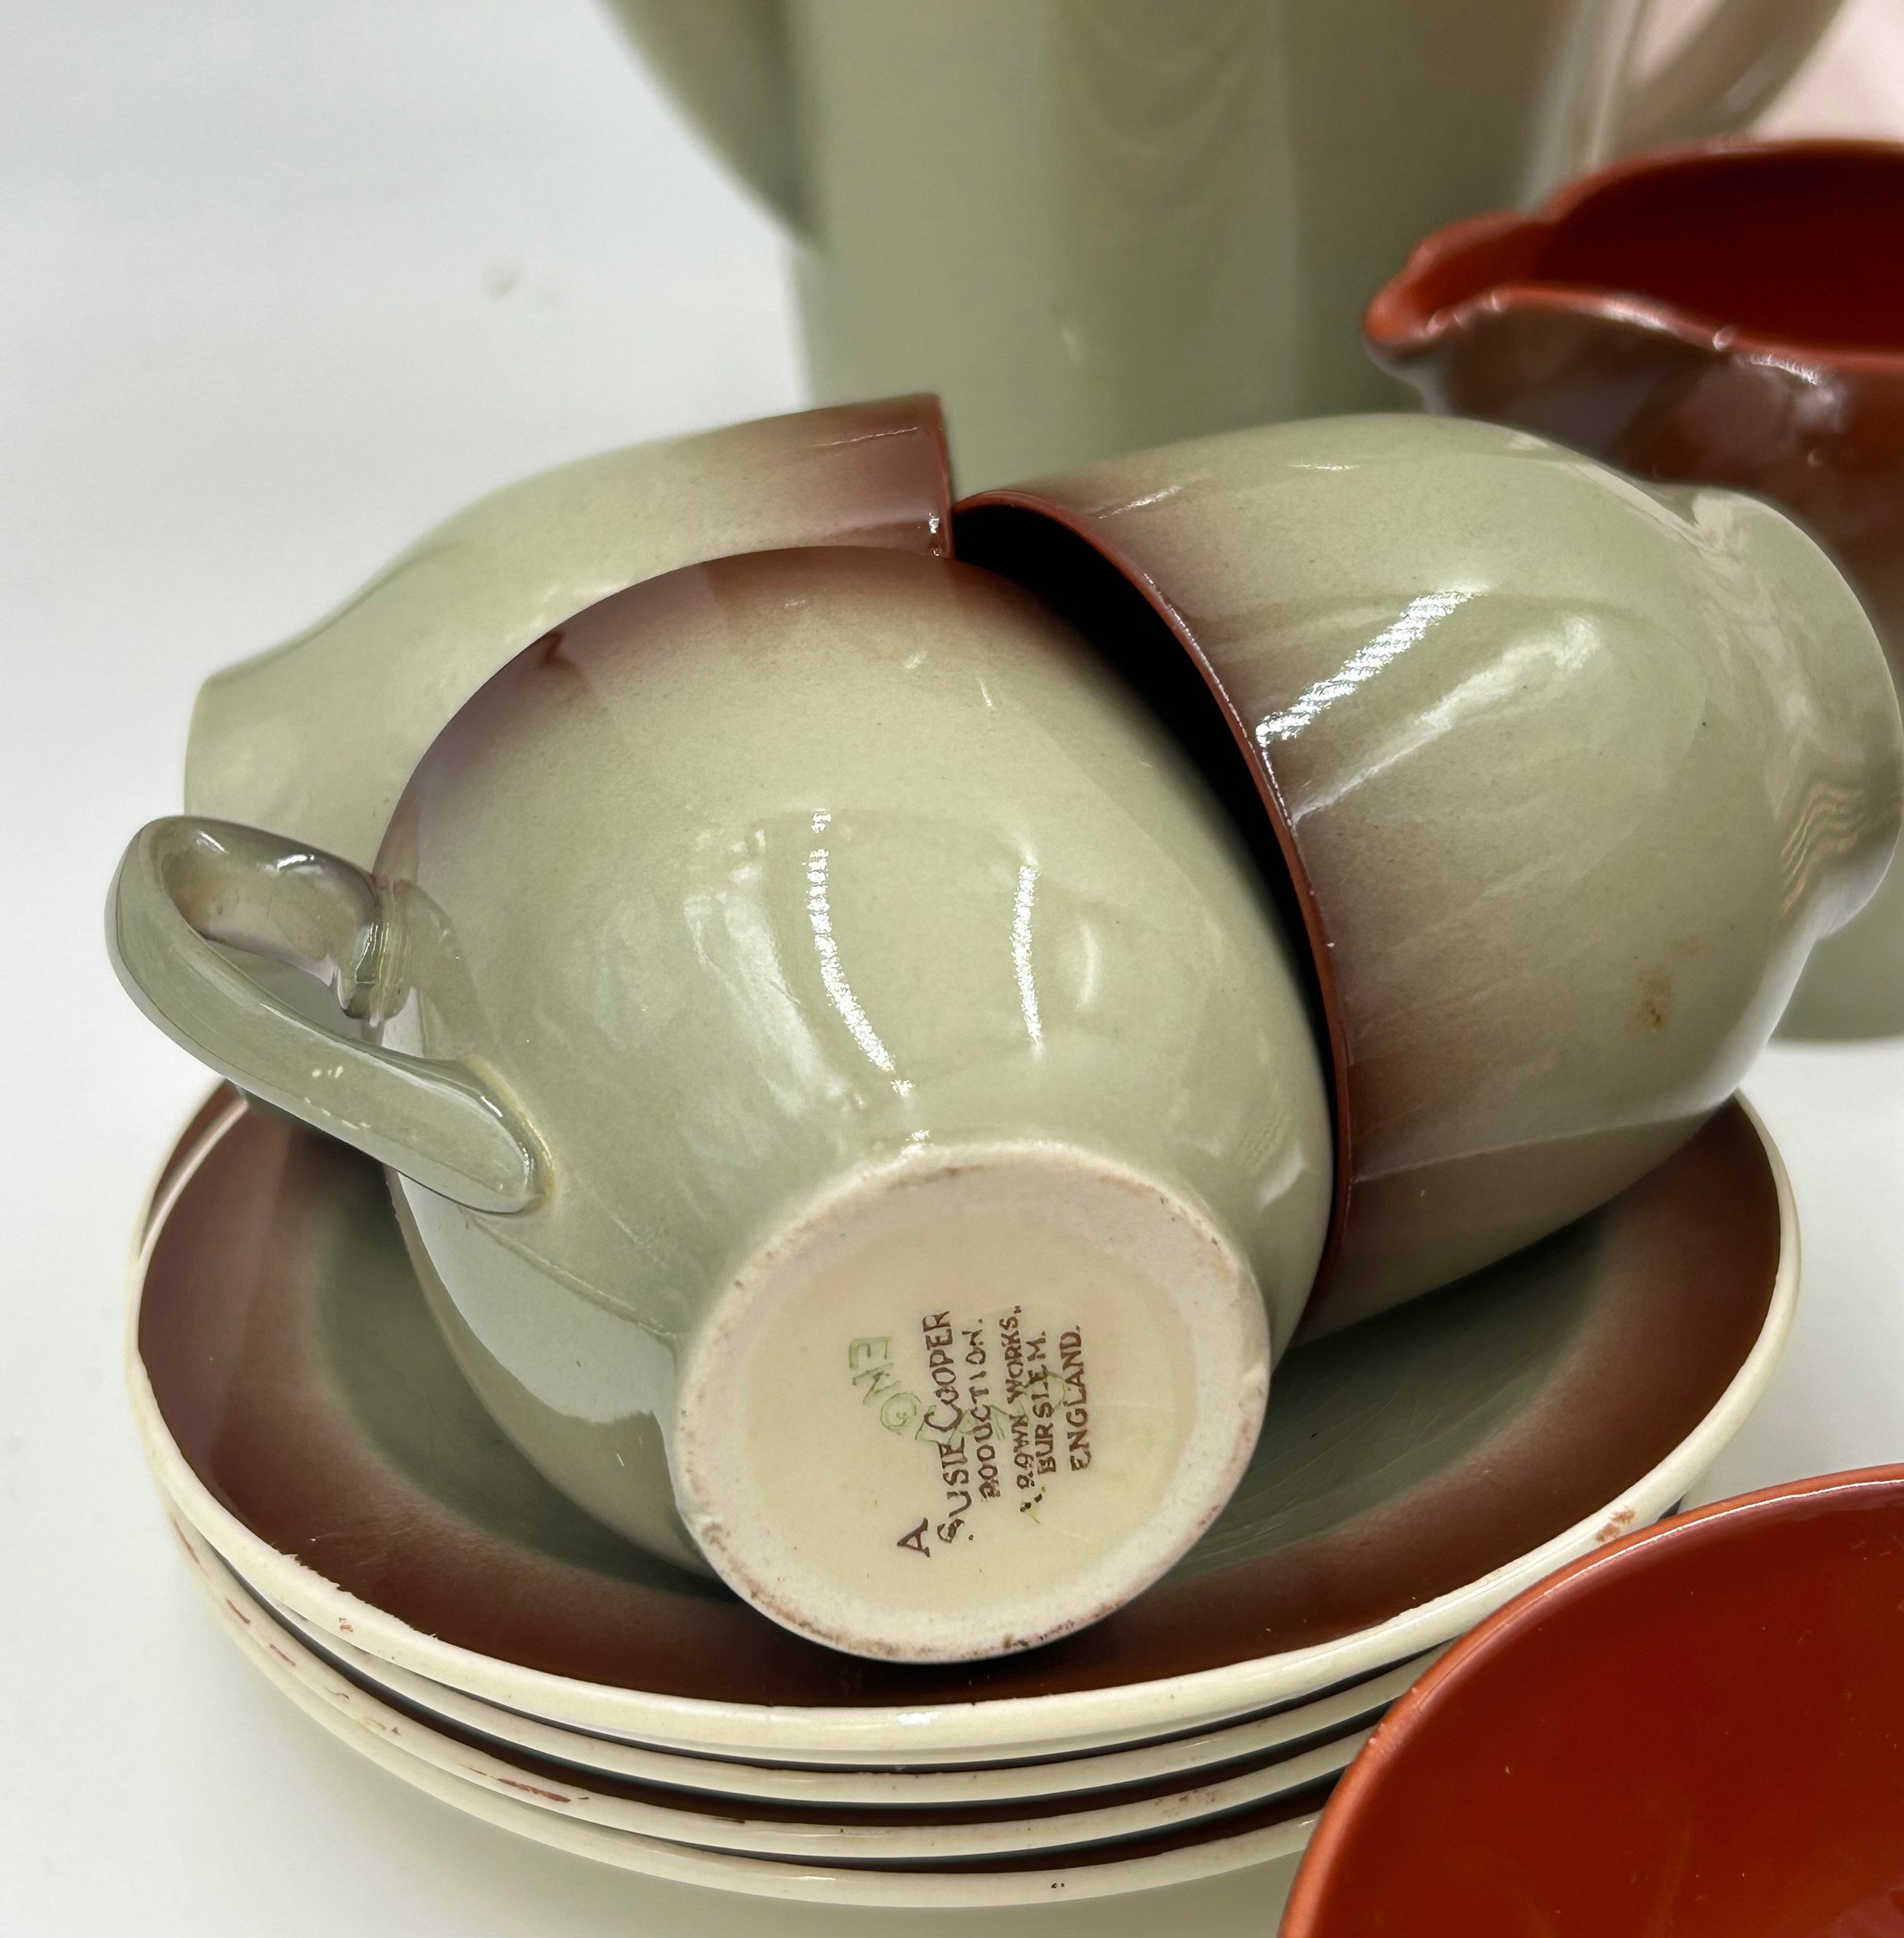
[
  {"x1": 954, "y1": 497, "x2": 1356, "y2": 1294},
  {"x1": 1364, "y1": 209, "x2": 1542, "y2": 343},
  {"x1": 1531, "y1": 145, "x2": 1904, "y2": 353},
  {"x1": 1284, "y1": 1467, "x2": 1904, "y2": 1938},
  {"x1": 1376, "y1": 140, "x2": 1904, "y2": 357}
]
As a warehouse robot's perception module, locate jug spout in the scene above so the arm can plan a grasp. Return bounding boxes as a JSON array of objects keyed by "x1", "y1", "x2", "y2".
[
  {"x1": 1366, "y1": 139, "x2": 1904, "y2": 676},
  {"x1": 1365, "y1": 197, "x2": 1724, "y2": 461},
  {"x1": 1363, "y1": 209, "x2": 1542, "y2": 359}
]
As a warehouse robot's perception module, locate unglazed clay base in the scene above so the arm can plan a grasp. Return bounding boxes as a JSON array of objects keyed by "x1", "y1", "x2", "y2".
[{"x1": 674, "y1": 1145, "x2": 1267, "y2": 1662}]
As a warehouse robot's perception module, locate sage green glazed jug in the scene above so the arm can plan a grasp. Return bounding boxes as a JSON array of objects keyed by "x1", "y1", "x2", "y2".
[
  {"x1": 607, "y1": 0, "x2": 1841, "y2": 487},
  {"x1": 111, "y1": 549, "x2": 1334, "y2": 1664}
]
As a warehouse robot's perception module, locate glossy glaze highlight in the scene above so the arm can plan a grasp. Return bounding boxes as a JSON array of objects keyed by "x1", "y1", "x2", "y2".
[
  {"x1": 117, "y1": 548, "x2": 1334, "y2": 1660},
  {"x1": 1368, "y1": 138, "x2": 1904, "y2": 1037},
  {"x1": 959, "y1": 413, "x2": 1901, "y2": 1331}
]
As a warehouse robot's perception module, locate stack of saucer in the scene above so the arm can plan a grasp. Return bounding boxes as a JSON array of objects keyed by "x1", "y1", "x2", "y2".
[{"x1": 133, "y1": 1083, "x2": 1794, "y2": 1908}]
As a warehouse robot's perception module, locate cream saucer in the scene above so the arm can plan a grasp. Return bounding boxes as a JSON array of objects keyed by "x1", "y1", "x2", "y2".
[
  {"x1": 171, "y1": 1498, "x2": 1364, "y2": 1861},
  {"x1": 171, "y1": 1514, "x2": 1324, "y2": 1909},
  {"x1": 132, "y1": 1090, "x2": 1794, "y2": 1766},
  {"x1": 270, "y1": 1604, "x2": 1431, "y2": 1808}
]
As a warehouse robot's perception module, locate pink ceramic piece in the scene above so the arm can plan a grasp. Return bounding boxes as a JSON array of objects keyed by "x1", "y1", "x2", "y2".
[{"x1": 1283, "y1": 1465, "x2": 1904, "y2": 1938}]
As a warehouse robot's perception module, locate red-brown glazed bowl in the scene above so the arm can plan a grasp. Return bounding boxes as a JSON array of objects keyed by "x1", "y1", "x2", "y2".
[
  {"x1": 1366, "y1": 139, "x2": 1904, "y2": 1036},
  {"x1": 1281, "y1": 1465, "x2": 1904, "y2": 1938}
]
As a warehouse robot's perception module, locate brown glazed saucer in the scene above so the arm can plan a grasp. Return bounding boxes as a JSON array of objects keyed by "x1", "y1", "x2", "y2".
[
  {"x1": 1283, "y1": 1465, "x2": 1904, "y2": 1938},
  {"x1": 132, "y1": 1087, "x2": 1787, "y2": 1758}
]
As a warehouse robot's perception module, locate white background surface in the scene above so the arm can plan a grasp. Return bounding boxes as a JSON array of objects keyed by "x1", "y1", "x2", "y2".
[{"x1": 3, "y1": 4, "x2": 1902, "y2": 1933}]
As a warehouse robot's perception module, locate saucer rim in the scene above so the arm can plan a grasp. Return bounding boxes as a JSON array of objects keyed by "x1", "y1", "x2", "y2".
[
  {"x1": 171, "y1": 1509, "x2": 1320, "y2": 1910},
  {"x1": 159, "y1": 1493, "x2": 1369, "y2": 1860},
  {"x1": 126, "y1": 1087, "x2": 1797, "y2": 1763},
  {"x1": 266, "y1": 1594, "x2": 1430, "y2": 1806}
]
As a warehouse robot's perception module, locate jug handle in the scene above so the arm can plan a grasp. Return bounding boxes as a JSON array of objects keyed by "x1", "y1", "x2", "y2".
[
  {"x1": 1614, "y1": 0, "x2": 1843, "y2": 152},
  {"x1": 603, "y1": 0, "x2": 807, "y2": 229},
  {"x1": 107, "y1": 817, "x2": 543, "y2": 1215}
]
